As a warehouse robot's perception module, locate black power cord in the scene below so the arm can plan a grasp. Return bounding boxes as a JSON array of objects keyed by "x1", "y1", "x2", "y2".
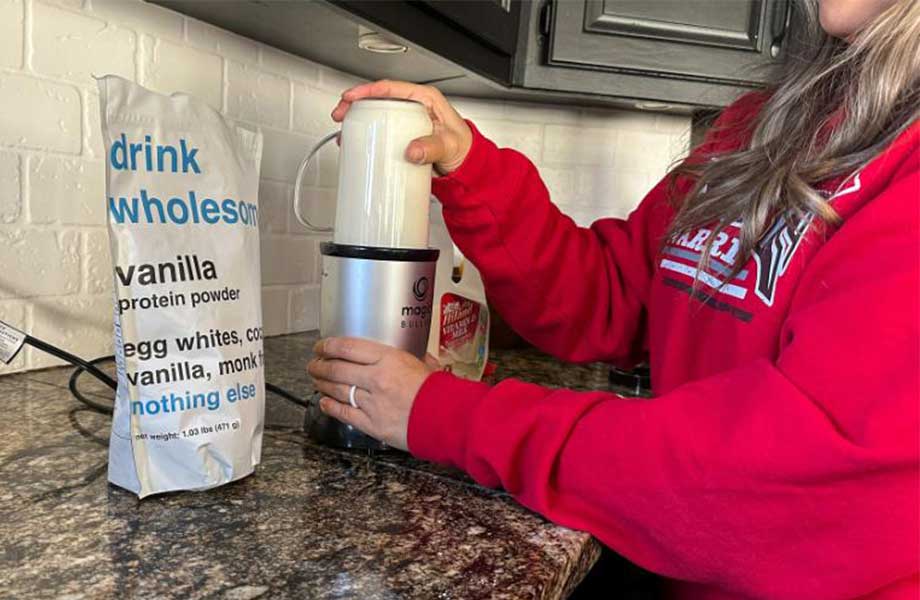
[
  {"x1": 68, "y1": 355, "x2": 116, "y2": 414},
  {"x1": 266, "y1": 382, "x2": 311, "y2": 409},
  {"x1": 26, "y1": 335, "x2": 117, "y2": 391},
  {"x1": 20, "y1": 335, "x2": 311, "y2": 416}
]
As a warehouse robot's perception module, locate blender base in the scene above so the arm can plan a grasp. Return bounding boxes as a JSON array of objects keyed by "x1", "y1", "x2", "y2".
[
  {"x1": 304, "y1": 394, "x2": 390, "y2": 451},
  {"x1": 309, "y1": 242, "x2": 439, "y2": 453}
]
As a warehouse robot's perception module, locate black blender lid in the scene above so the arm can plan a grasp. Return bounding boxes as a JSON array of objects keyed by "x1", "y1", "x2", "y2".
[{"x1": 320, "y1": 242, "x2": 439, "y2": 262}]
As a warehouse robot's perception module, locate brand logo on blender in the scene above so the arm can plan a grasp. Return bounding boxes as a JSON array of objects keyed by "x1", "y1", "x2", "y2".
[
  {"x1": 402, "y1": 277, "x2": 431, "y2": 318},
  {"x1": 412, "y1": 277, "x2": 429, "y2": 302}
]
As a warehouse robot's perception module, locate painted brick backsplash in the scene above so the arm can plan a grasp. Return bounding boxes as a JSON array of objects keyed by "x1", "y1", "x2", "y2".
[
  {"x1": 28, "y1": 155, "x2": 105, "y2": 224},
  {"x1": 0, "y1": 0, "x2": 689, "y2": 374},
  {"x1": 227, "y1": 61, "x2": 291, "y2": 129},
  {"x1": 145, "y1": 38, "x2": 222, "y2": 109},
  {"x1": 32, "y1": 2, "x2": 136, "y2": 86},
  {"x1": 0, "y1": 0, "x2": 24, "y2": 70},
  {"x1": 0, "y1": 229, "x2": 81, "y2": 299},
  {"x1": 0, "y1": 71, "x2": 82, "y2": 153},
  {"x1": 0, "y1": 151, "x2": 22, "y2": 223}
]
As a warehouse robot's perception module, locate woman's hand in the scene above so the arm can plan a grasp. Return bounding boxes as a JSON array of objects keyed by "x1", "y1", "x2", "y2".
[
  {"x1": 307, "y1": 337, "x2": 437, "y2": 451},
  {"x1": 331, "y1": 80, "x2": 473, "y2": 175}
]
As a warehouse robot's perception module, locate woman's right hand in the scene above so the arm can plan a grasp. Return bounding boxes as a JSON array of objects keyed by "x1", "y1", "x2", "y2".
[{"x1": 331, "y1": 80, "x2": 473, "y2": 175}]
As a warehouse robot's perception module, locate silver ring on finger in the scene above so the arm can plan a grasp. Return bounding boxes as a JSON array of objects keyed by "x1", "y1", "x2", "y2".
[{"x1": 348, "y1": 384, "x2": 359, "y2": 409}]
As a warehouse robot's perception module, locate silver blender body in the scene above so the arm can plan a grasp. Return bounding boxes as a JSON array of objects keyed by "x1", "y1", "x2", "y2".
[{"x1": 306, "y1": 242, "x2": 438, "y2": 450}]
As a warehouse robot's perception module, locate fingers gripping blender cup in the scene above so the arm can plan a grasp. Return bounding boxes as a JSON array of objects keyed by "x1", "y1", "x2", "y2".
[{"x1": 293, "y1": 99, "x2": 438, "y2": 450}]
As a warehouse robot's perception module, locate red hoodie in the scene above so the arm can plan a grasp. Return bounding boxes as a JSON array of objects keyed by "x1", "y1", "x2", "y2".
[{"x1": 408, "y1": 93, "x2": 920, "y2": 599}]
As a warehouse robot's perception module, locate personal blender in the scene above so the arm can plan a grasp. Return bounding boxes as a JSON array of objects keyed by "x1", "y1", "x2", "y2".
[{"x1": 292, "y1": 98, "x2": 438, "y2": 450}]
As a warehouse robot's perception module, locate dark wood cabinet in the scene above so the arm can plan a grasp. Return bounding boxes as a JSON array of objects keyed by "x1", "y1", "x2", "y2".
[
  {"x1": 420, "y1": 0, "x2": 521, "y2": 56},
  {"x1": 153, "y1": 0, "x2": 795, "y2": 110},
  {"x1": 333, "y1": 0, "x2": 523, "y2": 86},
  {"x1": 517, "y1": 0, "x2": 791, "y2": 108},
  {"x1": 546, "y1": 0, "x2": 789, "y2": 85}
]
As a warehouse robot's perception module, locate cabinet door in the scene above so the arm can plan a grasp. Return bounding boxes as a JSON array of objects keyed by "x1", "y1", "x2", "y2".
[
  {"x1": 419, "y1": 0, "x2": 522, "y2": 55},
  {"x1": 547, "y1": 0, "x2": 790, "y2": 85}
]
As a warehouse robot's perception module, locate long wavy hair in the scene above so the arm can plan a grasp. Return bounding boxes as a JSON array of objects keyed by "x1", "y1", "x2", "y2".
[{"x1": 668, "y1": 0, "x2": 919, "y2": 280}]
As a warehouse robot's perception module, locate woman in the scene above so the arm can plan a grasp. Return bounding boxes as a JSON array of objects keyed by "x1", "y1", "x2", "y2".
[{"x1": 308, "y1": 0, "x2": 919, "y2": 597}]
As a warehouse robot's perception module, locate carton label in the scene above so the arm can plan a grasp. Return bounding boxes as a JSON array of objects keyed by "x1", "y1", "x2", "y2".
[{"x1": 0, "y1": 320, "x2": 26, "y2": 365}]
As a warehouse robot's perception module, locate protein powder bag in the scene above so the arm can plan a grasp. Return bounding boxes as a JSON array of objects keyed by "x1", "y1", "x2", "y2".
[{"x1": 97, "y1": 76, "x2": 265, "y2": 498}]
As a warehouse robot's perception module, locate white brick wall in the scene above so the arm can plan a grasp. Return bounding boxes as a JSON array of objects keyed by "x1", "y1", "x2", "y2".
[
  {"x1": 452, "y1": 97, "x2": 690, "y2": 225},
  {"x1": 0, "y1": 0, "x2": 689, "y2": 374},
  {"x1": 0, "y1": 0, "x2": 24, "y2": 70},
  {"x1": 0, "y1": 151, "x2": 21, "y2": 223}
]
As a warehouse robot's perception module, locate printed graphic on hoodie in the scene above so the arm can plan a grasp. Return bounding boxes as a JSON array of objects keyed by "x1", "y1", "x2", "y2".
[{"x1": 659, "y1": 173, "x2": 863, "y2": 318}]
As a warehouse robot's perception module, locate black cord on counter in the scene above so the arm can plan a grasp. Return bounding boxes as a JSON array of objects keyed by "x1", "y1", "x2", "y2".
[
  {"x1": 26, "y1": 335, "x2": 117, "y2": 390},
  {"x1": 267, "y1": 382, "x2": 312, "y2": 409},
  {"x1": 67, "y1": 355, "x2": 116, "y2": 415}
]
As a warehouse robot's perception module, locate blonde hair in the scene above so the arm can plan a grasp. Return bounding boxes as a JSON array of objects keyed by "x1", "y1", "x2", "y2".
[{"x1": 668, "y1": 0, "x2": 919, "y2": 279}]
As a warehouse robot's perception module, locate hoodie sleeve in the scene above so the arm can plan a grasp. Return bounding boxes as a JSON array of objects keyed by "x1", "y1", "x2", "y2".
[
  {"x1": 431, "y1": 95, "x2": 763, "y2": 365},
  {"x1": 431, "y1": 122, "x2": 672, "y2": 365},
  {"x1": 409, "y1": 161, "x2": 920, "y2": 598}
]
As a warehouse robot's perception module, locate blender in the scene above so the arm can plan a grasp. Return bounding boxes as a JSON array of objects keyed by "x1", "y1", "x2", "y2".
[{"x1": 292, "y1": 98, "x2": 438, "y2": 450}]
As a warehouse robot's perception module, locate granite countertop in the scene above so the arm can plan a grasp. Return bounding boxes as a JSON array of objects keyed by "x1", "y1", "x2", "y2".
[{"x1": 0, "y1": 332, "x2": 610, "y2": 599}]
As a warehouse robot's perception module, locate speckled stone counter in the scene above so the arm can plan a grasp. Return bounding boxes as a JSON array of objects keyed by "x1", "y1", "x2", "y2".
[{"x1": 0, "y1": 333, "x2": 608, "y2": 599}]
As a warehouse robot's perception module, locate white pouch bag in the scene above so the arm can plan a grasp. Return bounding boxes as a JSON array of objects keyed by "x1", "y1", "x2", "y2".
[{"x1": 97, "y1": 76, "x2": 265, "y2": 498}]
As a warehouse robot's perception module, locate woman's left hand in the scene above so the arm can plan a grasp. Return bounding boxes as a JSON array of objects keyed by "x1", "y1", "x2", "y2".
[{"x1": 307, "y1": 337, "x2": 436, "y2": 451}]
